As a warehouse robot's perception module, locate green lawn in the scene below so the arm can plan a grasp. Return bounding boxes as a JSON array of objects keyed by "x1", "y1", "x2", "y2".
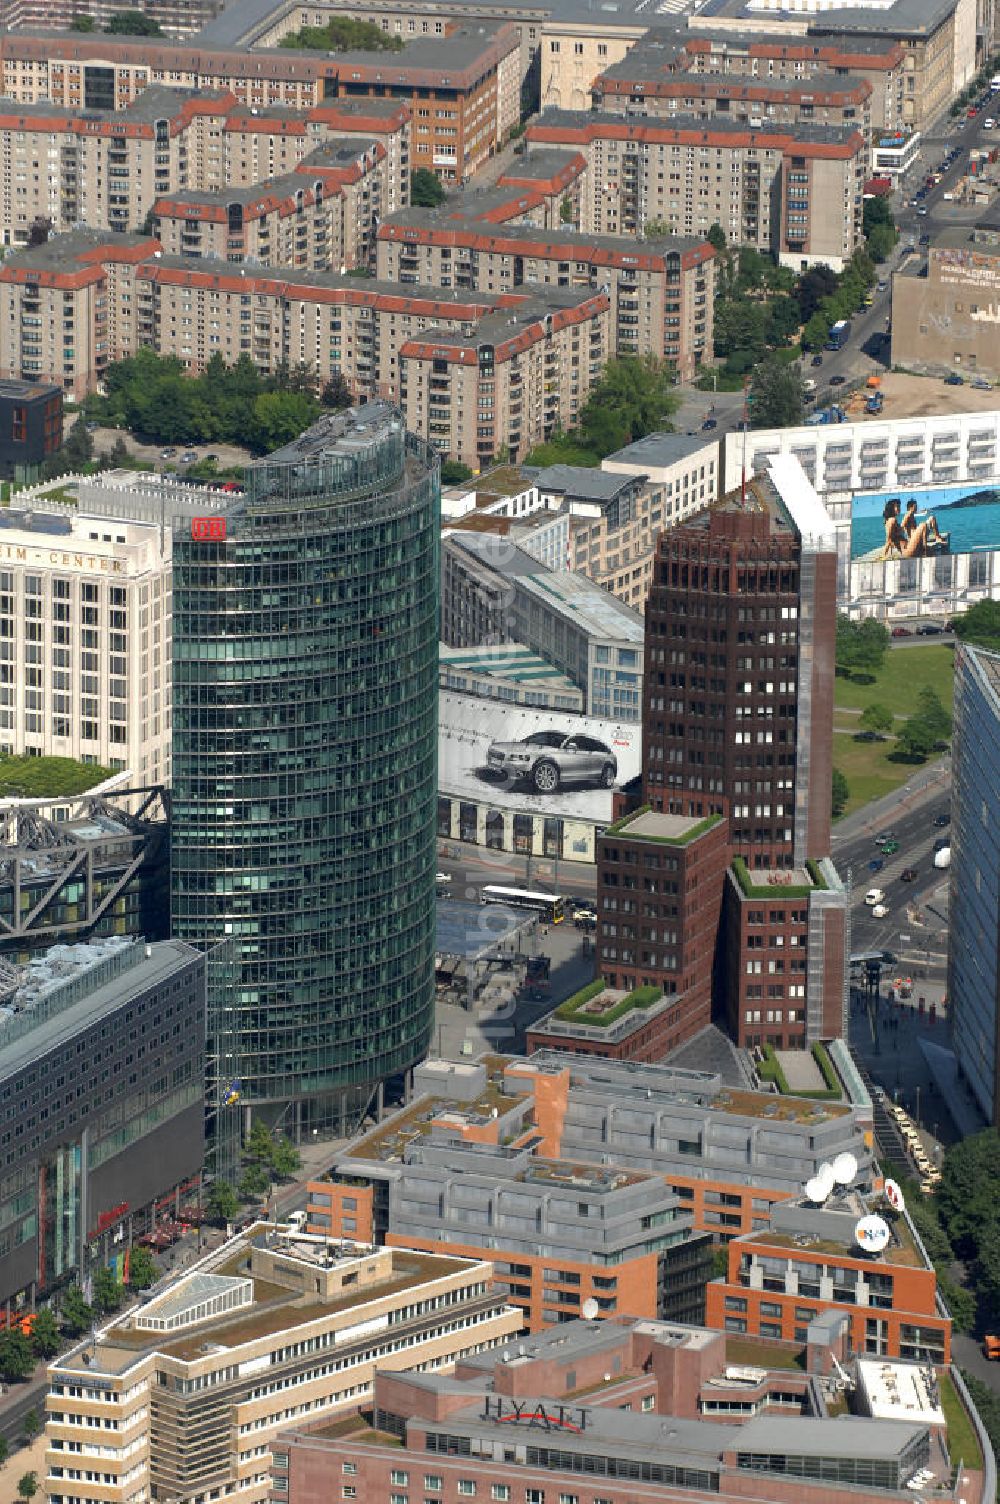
[
  {"x1": 834, "y1": 643, "x2": 955, "y2": 719},
  {"x1": 0, "y1": 755, "x2": 112, "y2": 799},
  {"x1": 725, "y1": 1337, "x2": 806, "y2": 1371},
  {"x1": 833, "y1": 644, "x2": 955, "y2": 817},
  {"x1": 832, "y1": 732, "x2": 920, "y2": 816},
  {"x1": 939, "y1": 1371, "x2": 983, "y2": 1471}
]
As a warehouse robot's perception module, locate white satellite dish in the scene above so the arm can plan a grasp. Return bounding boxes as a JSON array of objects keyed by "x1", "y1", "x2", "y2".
[
  {"x1": 804, "y1": 1174, "x2": 832, "y2": 1204},
  {"x1": 816, "y1": 1161, "x2": 836, "y2": 1196},
  {"x1": 582, "y1": 1298, "x2": 599, "y2": 1320},
  {"x1": 832, "y1": 1151, "x2": 858, "y2": 1187},
  {"x1": 854, "y1": 1214, "x2": 891, "y2": 1255},
  {"x1": 884, "y1": 1178, "x2": 905, "y2": 1213}
]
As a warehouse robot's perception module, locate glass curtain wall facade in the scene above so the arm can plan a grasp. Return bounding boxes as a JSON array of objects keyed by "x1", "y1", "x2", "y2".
[
  {"x1": 171, "y1": 406, "x2": 439, "y2": 1137},
  {"x1": 949, "y1": 644, "x2": 1000, "y2": 1126}
]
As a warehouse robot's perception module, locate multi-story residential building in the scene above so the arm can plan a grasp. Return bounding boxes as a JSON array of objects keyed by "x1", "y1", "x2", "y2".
[
  {"x1": 0, "y1": 227, "x2": 158, "y2": 396},
  {"x1": 378, "y1": 211, "x2": 716, "y2": 378},
  {"x1": 309, "y1": 1053, "x2": 874, "y2": 1250},
  {"x1": 0, "y1": 228, "x2": 611, "y2": 466},
  {"x1": 0, "y1": 88, "x2": 410, "y2": 247},
  {"x1": 0, "y1": 785, "x2": 170, "y2": 957},
  {"x1": 0, "y1": 377, "x2": 61, "y2": 480},
  {"x1": 0, "y1": 502, "x2": 173, "y2": 783},
  {"x1": 527, "y1": 111, "x2": 866, "y2": 271},
  {"x1": 0, "y1": 936, "x2": 205, "y2": 1309},
  {"x1": 441, "y1": 532, "x2": 645, "y2": 720},
  {"x1": 273, "y1": 1316, "x2": 990, "y2": 1504},
  {"x1": 892, "y1": 214, "x2": 1000, "y2": 382},
  {"x1": 0, "y1": 0, "x2": 221, "y2": 36},
  {"x1": 310, "y1": 1101, "x2": 712, "y2": 1331},
  {"x1": 706, "y1": 1189, "x2": 953, "y2": 1363},
  {"x1": 594, "y1": 36, "x2": 873, "y2": 132},
  {"x1": 399, "y1": 290, "x2": 611, "y2": 469},
  {"x1": 949, "y1": 644, "x2": 1000, "y2": 1126},
  {"x1": 0, "y1": 25, "x2": 518, "y2": 181},
  {"x1": 43, "y1": 1230, "x2": 521, "y2": 1504},
  {"x1": 151, "y1": 137, "x2": 390, "y2": 271},
  {"x1": 595, "y1": 28, "x2": 909, "y2": 131},
  {"x1": 170, "y1": 406, "x2": 439, "y2": 1137}
]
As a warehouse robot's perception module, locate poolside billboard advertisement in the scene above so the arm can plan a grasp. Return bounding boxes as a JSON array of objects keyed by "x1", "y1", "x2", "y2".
[{"x1": 851, "y1": 481, "x2": 1000, "y2": 559}]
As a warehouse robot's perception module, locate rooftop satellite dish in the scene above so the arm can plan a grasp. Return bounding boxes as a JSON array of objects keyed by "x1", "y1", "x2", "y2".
[
  {"x1": 816, "y1": 1161, "x2": 836, "y2": 1196},
  {"x1": 804, "y1": 1174, "x2": 831, "y2": 1204},
  {"x1": 884, "y1": 1178, "x2": 905, "y2": 1213},
  {"x1": 854, "y1": 1214, "x2": 891, "y2": 1255},
  {"x1": 582, "y1": 1298, "x2": 599, "y2": 1321},
  {"x1": 832, "y1": 1151, "x2": 858, "y2": 1187}
]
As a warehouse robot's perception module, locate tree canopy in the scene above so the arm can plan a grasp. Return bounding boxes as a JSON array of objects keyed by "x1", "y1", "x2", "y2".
[
  {"x1": 105, "y1": 10, "x2": 163, "y2": 33},
  {"x1": 525, "y1": 355, "x2": 679, "y2": 466},
  {"x1": 748, "y1": 356, "x2": 804, "y2": 429},
  {"x1": 953, "y1": 599, "x2": 1000, "y2": 650},
  {"x1": 278, "y1": 16, "x2": 401, "y2": 49},
  {"x1": 85, "y1": 350, "x2": 322, "y2": 455},
  {"x1": 835, "y1": 614, "x2": 890, "y2": 675},
  {"x1": 411, "y1": 168, "x2": 447, "y2": 207}
]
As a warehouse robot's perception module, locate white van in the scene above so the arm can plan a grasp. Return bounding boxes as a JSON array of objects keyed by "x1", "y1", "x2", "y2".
[{"x1": 865, "y1": 888, "x2": 886, "y2": 907}]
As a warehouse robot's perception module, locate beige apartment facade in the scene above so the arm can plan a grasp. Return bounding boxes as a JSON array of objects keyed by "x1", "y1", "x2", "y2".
[
  {"x1": 399, "y1": 290, "x2": 611, "y2": 469},
  {"x1": 0, "y1": 27, "x2": 515, "y2": 180},
  {"x1": 0, "y1": 506, "x2": 172, "y2": 784},
  {"x1": 377, "y1": 215, "x2": 716, "y2": 378},
  {"x1": 0, "y1": 228, "x2": 158, "y2": 396},
  {"x1": 0, "y1": 90, "x2": 410, "y2": 247},
  {"x1": 152, "y1": 138, "x2": 389, "y2": 271},
  {"x1": 44, "y1": 1231, "x2": 520, "y2": 1504},
  {"x1": 527, "y1": 112, "x2": 866, "y2": 270}
]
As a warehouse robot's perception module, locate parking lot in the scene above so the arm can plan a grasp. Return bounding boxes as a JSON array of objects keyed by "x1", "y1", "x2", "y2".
[{"x1": 85, "y1": 423, "x2": 254, "y2": 473}]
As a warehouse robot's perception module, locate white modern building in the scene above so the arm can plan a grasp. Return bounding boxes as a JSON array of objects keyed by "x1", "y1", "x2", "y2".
[
  {"x1": 0, "y1": 504, "x2": 172, "y2": 784},
  {"x1": 722, "y1": 410, "x2": 1000, "y2": 620}
]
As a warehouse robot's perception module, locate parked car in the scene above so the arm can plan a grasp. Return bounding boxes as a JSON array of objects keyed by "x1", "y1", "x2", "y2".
[
  {"x1": 486, "y1": 730, "x2": 617, "y2": 793},
  {"x1": 891, "y1": 626, "x2": 914, "y2": 637},
  {"x1": 181, "y1": 449, "x2": 198, "y2": 463},
  {"x1": 811, "y1": 354, "x2": 824, "y2": 366},
  {"x1": 983, "y1": 1335, "x2": 1000, "y2": 1360},
  {"x1": 933, "y1": 837, "x2": 949, "y2": 852},
  {"x1": 916, "y1": 205, "x2": 929, "y2": 215},
  {"x1": 829, "y1": 374, "x2": 846, "y2": 386},
  {"x1": 702, "y1": 417, "x2": 717, "y2": 430},
  {"x1": 944, "y1": 373, "x2": 964, "y2": 385},
  {"x1": 901, "y1": 867, "x2": 919, "y2": 882},
  {"x1": 933, "y1": 813, "x2": 950, "y2": 827},
  {"x1": 435, "y1": 872, "x2": 452, "y2": 885},
  {"x1": 917, "y1": 622, "x2": 944, "y2": 634},
  {"x1": 972, "y1": 377, "x2": 992, "y2": 389},
  {"x1": 160, "y1": 447, "x2": 177, "y2": 458}
]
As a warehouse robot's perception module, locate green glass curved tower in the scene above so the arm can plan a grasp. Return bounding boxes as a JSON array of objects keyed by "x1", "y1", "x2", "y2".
[{"x1": 171, "y1": 404, "x2": 439, "y2": 1137}]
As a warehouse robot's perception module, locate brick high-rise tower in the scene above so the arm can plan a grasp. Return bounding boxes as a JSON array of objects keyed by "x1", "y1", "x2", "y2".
[
  {"x1": 594, "y1": 456, "x2": 846, "y2": 1056},
  {"x1": 643, "y1": 453, "x2": 836, "y2": 868}
]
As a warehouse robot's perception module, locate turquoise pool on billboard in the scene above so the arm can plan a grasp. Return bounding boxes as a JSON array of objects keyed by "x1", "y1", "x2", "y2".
[{"x1": 851, "y1": 483, "x2": 1000, "y2": 558}]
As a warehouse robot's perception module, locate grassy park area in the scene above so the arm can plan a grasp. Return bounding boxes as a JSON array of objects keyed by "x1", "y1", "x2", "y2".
[{"x1": 833, "y1": 644, "x2": 954, "y2": 818}]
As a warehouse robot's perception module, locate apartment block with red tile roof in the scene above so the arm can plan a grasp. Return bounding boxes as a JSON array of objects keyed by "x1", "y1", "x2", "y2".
[
  {"x1": 0, "y1": 88, "x2": 411, "y2": 248},
  {"x1": 0, "y1": 23, "x2": 518, "y2": 181},
  {"x1": 526, "y1": 110, "x2": 867, "y2": 271},
  {"x1": 152, "y1": 136, "x2": 389, "y2": 271},
  {"x1": 378, "y1": 209, "x2": 715, "y2": 379}
]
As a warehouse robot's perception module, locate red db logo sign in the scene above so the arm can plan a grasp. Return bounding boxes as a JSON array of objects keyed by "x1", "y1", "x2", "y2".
[{"x1": 191, "y1": 516, "x2": 226, "y2": 541}]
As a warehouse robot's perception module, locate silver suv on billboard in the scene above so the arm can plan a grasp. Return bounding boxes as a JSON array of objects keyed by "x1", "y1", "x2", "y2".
[{"x1": 486, "y1": 730, "x2": 618, "y2": 794}]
